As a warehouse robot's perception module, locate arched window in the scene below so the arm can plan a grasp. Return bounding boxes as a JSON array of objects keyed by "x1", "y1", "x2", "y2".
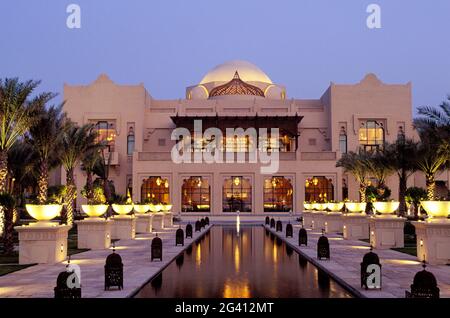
[
  {"x1": 141, "y1": 177, "x2": 170, "y2": 204},
  {"x1": 181, "y1": 177, "x2": 210, "y2": 212},
  {"x1": 263, "y1": 177, "x2": 293, "y2": 212},
  {"x1": 305, "y1": 176, "x2": 334, "y2": 202},
  {"x1": 339, "y1": 127, "x2": 347, "y2": 154},
  {"x1": 127, "y1": 128, "x2": 135, "y2": 156},
  {"x1": 95, "y1": 121, "x2": 116, "y2": 152},
  {"x1": 397, "y1": 126, "x2": 405, "y2": 142},
  {"x1": 359, "y1": 120, "x2": 384, "y2": 151},
  {"x1": 223, "y1": 176, "x2": 252, "y2": 212}
]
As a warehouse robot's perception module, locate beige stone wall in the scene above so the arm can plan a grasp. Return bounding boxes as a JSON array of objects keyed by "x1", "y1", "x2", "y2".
[{"x1": 61, "y1": 72, "x2": 434, "y2": 214}]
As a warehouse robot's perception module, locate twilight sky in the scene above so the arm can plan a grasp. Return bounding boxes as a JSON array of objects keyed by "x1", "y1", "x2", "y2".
[{"x1": 1, "y1": 0, "x2": 449, "y2": 113}]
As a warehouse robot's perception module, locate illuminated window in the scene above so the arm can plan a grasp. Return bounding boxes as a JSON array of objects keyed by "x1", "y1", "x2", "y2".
[
  {"x1": 141, "y1": 176, "x2": 170, "y2": 204},
  {"x1": 339, "y1": 127, "x2": 347, "y2": 153},
  {"x1": 222, "y1": 136, "x2": 252, "y2": 152},
  {"x1": 95, "y1": 121, "x2": 116, "y2": 152},
  {"x1": 263, "y1": 177, "x2": 293, "y2": 212},
  {"x1": 259, "y1": 135, "x2": 279, "y2": 152},
  {"x1": 127, "y1": 128, "x2": 135, "y2": 155},
  {"x1": 223, "y1": 176, "x2": 252, "y2": 212},
  {"x1": 359, "y1": 120, "x2": 384, "y2": 151},
  {"x1": 305, "y1": 176, "x2": 334, "y2": 202},
  {"x1": 181, "y1": 177, "x2": 210, "y2": 212}
]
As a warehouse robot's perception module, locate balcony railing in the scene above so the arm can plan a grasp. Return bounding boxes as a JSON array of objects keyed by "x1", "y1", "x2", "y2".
[
  {"x1": 137, "y1": 151, "x2": 297, "y2": 161},
  {"x1": 300, "y1": 151, "x2": 336, "y2": 161}
]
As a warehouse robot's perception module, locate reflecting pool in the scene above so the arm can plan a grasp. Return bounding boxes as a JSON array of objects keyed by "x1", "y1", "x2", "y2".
[{"x1": 134, "y1": 226, "x2": 353, "y2": 298}]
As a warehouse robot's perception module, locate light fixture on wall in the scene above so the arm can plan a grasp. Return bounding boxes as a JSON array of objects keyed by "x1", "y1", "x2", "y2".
[
  {"x1": 156, "y1": 177, "x2": 162, "y2": 186},
  {"x1": 164, "y1": 179, "x2": 169, "y2": 188},
  {"x1": 312, "y1": 177, "x2": 319, "y2": 186},
  {"x1": 233, "y1": 177, "x2": 241, "y2": 186}
]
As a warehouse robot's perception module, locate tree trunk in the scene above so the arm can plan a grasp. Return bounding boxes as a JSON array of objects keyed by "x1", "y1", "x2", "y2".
[
  {"x1": 3, "y1": 206, "x2": 14, "y2": 255},
  {"x1": 426, "y1": 174, "x2": 435, "y2": 201},
  {"x1": 37, "y1": 160, "x2": 48, "y2": 204},
  {"x1": 398, "y1": 171, "x2": 407, "y2": 217},
  {"x1": 103, "y1": 179, "x2": 112, "y2": 217},
  {"x1": 0, "y1": 150, "x2": 8, "y2": 192},
  {"x1": 86, "y1": 170, "x2": 93, "y2": 204},
  {"x1": 63, "y1": 169, "x2": 76, "y2": 226},
  {"x1": 359, "y1": 184, "x2": 366, "y2": 203}
]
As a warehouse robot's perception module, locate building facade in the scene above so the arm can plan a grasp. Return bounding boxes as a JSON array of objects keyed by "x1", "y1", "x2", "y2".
[{"x1": 63, "y1": 60, "x2": 435, "y2": 218}]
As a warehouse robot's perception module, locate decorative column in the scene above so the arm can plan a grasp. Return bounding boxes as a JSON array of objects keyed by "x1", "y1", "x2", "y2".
[
  {"x1": 324, "y1": 212, "x2": 343, "y2": 234},
  {"x1": 75, "y1": 218, "x2": 112, "y2": 250},
  {"x1": 15, "y1": 224, "x2": 71, "y2": 265},
  {"x1": 111, "y1": 215, "x2": 136, "y2": 240},
  {"x1": 152, "y1": 213, "x2": 165, "y2": 231},
  {"x1": 369, "y1": 215, "x2": 406, "y2": 249},
  {"x1": 342, "y1": 213, "x2": 370, "y2": 240},
  {"x1": 413, "y1": 220, "x2": 450, "y2": 265},
  {"x1": 312, "y1": 211, "x2": 327, "y2": 232},
  {"x1": 302, "y1": 211, "x2": 314, "y2": 228},
  {"x1": 135, "y1": 214, "x2": 154, "y2": 233}
]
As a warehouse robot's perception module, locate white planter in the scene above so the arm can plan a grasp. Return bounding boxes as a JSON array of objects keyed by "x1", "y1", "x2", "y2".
[
  {"x1": 25, "y1": 204, "x2": 62, "y2": 226},
  {"x1": 373, "y1": 201, "x2": 400, "y2": 215},
  {"x1": 420, "y1": 201, "x2": 450, "y2": 219},
  {"x1": 112, "y1": 204, "x2": 134, "y2": 215},
  {"x1": 81, "y1": 204, "x2": 109, "y2": 218}
]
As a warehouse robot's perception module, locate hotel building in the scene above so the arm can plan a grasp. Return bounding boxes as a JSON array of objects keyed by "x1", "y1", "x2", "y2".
[{"x1": 62, "y1": 60, "x2": 440, "y2": 218}]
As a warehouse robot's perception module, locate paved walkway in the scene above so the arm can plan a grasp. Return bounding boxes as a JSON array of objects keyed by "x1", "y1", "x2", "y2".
[
  {"x1": 0, "y1": 224, "x2": 211, "y2": 298},
  {"x1": 267, "y1": 224, "x2": 450, "y2": 298}
]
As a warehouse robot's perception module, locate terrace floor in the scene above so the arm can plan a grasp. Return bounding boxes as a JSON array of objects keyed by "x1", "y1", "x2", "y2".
[
  {"x1": 0, "y1": 224, "x2": 211, "y2": 298},
  {"x1": 267, "y1": 224, "x2": 450, "y2": 298},
  {"x1": 0, "y1": 221, "x2": 449, "y2": 298}
]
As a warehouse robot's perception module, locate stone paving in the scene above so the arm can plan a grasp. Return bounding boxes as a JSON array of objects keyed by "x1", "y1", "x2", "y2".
[
  {"x1": 0, "y1": 224, "x2": 211, "y2": 298},
  {"x1": 266, "y1": 223, "x2": 450, "y2": 298}
]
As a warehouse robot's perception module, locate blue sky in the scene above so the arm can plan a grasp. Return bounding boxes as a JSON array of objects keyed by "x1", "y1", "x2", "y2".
[{"x1": 1, "y1": 0, "x2": 449, "y2": 113}]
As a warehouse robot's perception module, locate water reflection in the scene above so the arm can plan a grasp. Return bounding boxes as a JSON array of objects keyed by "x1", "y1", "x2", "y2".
[{"x1": 134, "y1": 226, "x2": 352, "y2": 298}]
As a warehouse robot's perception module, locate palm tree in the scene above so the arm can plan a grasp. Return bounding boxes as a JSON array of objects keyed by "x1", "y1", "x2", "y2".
[
  {"x1": 336, "y1": 149, "x2": 371, "y2": 202},
  {"x1": 27, "y1": 104, "x2": 65, "y2": 204},
  {"x1": 81, "y1": 143, "x2": 105, "y2": 204},
  {"x1": 414, "y1": 98, "x2": 450, "y2": 200},
  {"x1": 59, "y1": 122, "x2": 100, "y2": 226},
  {"x1": 414, "y1": 96, "x2": 450, "y2": 140},
  {"x1": 0, "y1": 192, "x2": 15, "y2": 255},
  {"x1": 383, "y1": 139, "x2": 419, "y2": 216},
  {"x1": 93, "y1": 149, "x2": 113, "y2": 203},
  {"x1": 415, "y1": 142, "x2": 449, "y2": 200},
  {"x1": 366, "y1": 150, "x2": 394, "y2": 189},
  {"x1": 0, "y1": 78, "x2": 53, "y2": 191}
]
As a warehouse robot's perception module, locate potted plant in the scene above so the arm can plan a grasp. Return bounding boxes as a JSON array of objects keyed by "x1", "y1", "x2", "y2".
[
  {"x1": 344, "y1": 201, "x2": 367, "y2": 214},
  {"x1": 81, "y1": 186, "x2": 109, "y2": 218},
  {"x1": 25, "y1": 197, "x2": 63, "y2": 226},
  {"x1": 372, "y1": 200, "x2": 400, "y2": 216},
  {"x1": 111, "y1": 194, "x2": 134, "y2": 216},
  {"x1": 134, "y1": 201, "x2": 150, "y2": 214},
  {"x1": 326, "y1": 201, "x2": 344, "y2": 212},
  {"x1": 420, "y1": 200, "x2": 450, "y2": 219}
]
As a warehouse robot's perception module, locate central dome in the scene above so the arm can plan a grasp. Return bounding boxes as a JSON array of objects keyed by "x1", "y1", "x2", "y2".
[{"x1": 200, "y1": 60, "x2": 272, "y2": 84}]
